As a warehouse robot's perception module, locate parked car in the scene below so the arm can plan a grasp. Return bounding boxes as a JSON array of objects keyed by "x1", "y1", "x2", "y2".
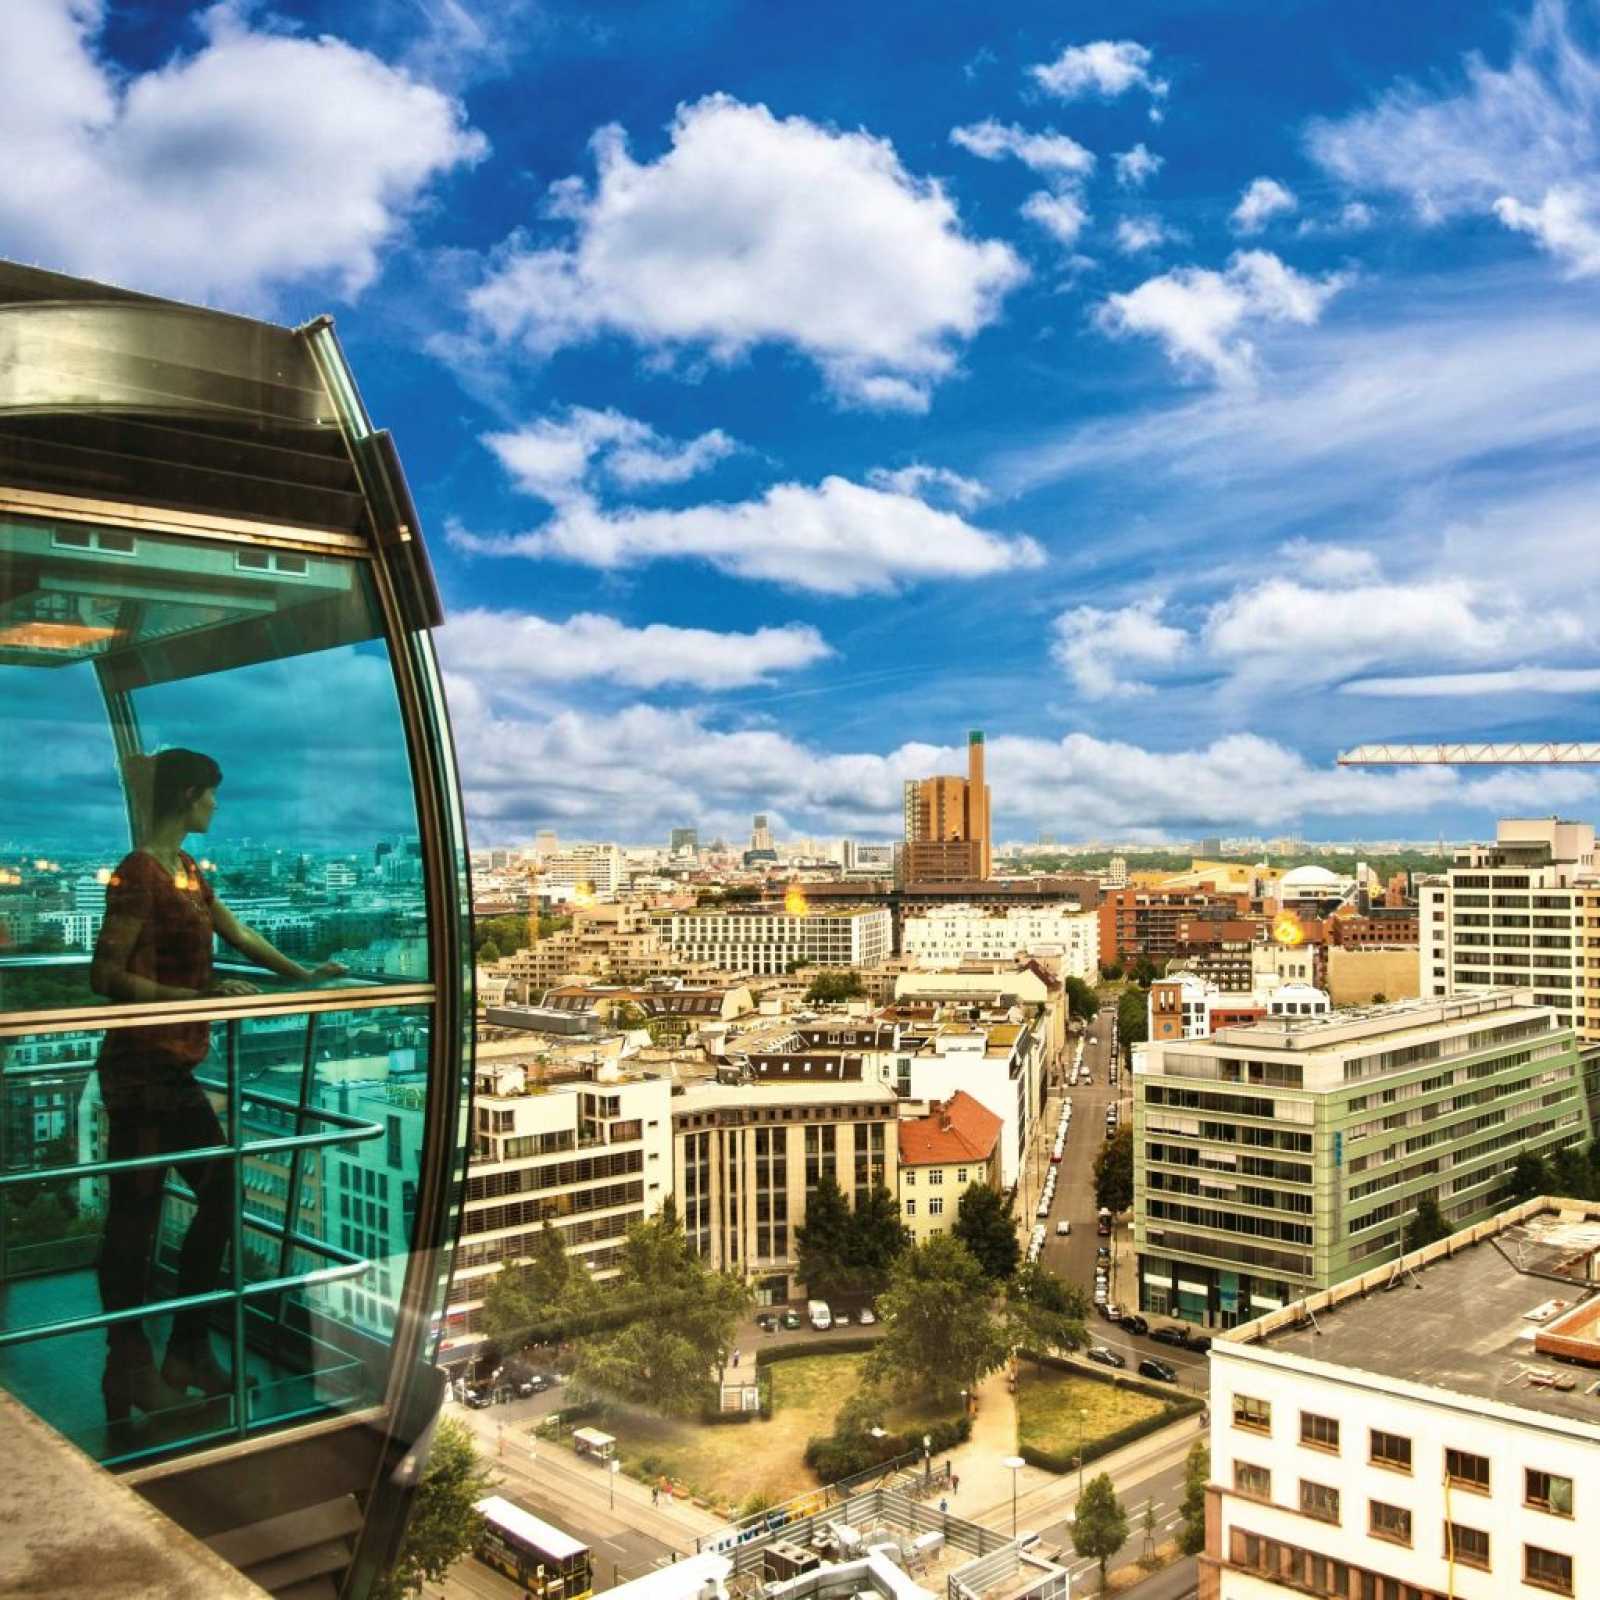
[
  {"x1": 1101, "y1": 1301, "x2": 1123, "y2": 1322},
  {"x1": 1138, "y1": 1358, "x2": 1178, "y2": 1383},
  {"x1": 755, "y1": 1312, "x2": 779, "y2": 1332},
  {"x1": 1149, "y1": 1325, "x2": 1190, "y2": 1348},
  {"x1": 858, "y1": 1307, "x2": 876, "y2": 1325},
  {"x1": 1096, "y1": 1244, "x2": 1111, "y2": 1261},
  {"x1": 781, "y1": 1309, "x2": 803, "y2": 1330},
  {"x1": 1119, "y1": 1313, "x2": 1149, "y2": 1336},
  {"x1": 1187, "y1": 1333, "x2": 1213, "y2": 1353},
  {"x1": 1085, "y1": 1345, "x2": 1125, "y2": 1368},
  {"x1": 1056, "y1": 1219, "x2": 1071, "y2": 1237},
  {"x1": 463, "y1": 1386, "x2": 492, "y2": 1409},
  {"x1": 1092, "y1": 1283, "x2": 1108, "y2": 1304}
]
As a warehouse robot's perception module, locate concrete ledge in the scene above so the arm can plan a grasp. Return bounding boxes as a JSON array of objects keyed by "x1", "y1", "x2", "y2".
[{"x1": 0, "y1": 1388, "x2": 267, "y2": 1599}]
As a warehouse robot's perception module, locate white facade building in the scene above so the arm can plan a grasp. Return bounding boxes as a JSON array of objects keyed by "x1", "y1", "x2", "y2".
[
  {"x1": 901, "y1": 903, "x2": 1098, "y2": 980},
  {"x1": 1203, "y1": 1199, "x2": 1597, "y2": 1600},
  {"x1": 542, "y1": 843, "x2": 625, "y2": 902},
  {"x1": 654, "y1": 905, "x2": 892, "y2": 976}
]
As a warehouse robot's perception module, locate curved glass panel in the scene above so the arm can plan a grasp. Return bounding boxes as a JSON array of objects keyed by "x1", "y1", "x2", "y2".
[
  {"x1": 0, "y1": 512, "x2": 429, "y2": 1014},
  {"x1": 0, "y1": 1002, "x2": 430, "y2": 1465}
]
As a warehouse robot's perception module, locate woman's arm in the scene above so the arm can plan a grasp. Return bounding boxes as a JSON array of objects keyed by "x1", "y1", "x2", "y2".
[{"x1": 211, "y1": 899, "x2": 347, "y2": 986}]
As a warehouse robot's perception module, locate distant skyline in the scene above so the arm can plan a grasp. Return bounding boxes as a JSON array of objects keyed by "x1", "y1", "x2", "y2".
[{"x1": 7, "y1": 2, "x2": 1600, "y2": 847}]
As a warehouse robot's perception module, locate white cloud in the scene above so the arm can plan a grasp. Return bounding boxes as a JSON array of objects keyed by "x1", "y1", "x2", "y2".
[
  {"x1": 1114, "y1": 143, "x2": 1163, "y2": 189},
  {"x1": 865, "y1": 464, "x2": 990, "y2": 511},
  {"x1": 450, "y1": 475, "x2": 1045, "y2": 595},
  {"x1": 1022, "y1": 190, "x2": 1090, "y2": 247},
  {"x1": 1230, "y1": 177, "x2": 1298, "y2": 234},
  {"x1": 1097, "y1": 250, "x2": 1350, "y2": 383},
  {"x1": 464, "y1": 94, "x2": 1026, "y2": 411},
  {"x1": 1031, "y1": 40, "x2": 1169, "y2": 106},
  {"x1": 0, "y1": 0, "x2": 486, "y2": 306},
  {"x1": 1114, "y1": 216, "x2": 1169, "y2": 254},
  {"x1": 1282, "y1": 541, "x2": 1380, "y2": 584},
  {"x1": 950, "y1": 119, "x2": 1095, "y2": 179},
  {"x1": 1051, "y1": 599, "x2": 1187, "y2": 698},
  {"x1": 1297, "y1": 201, "x2": 1376, "y2": 237},
  {"x1": 1306, "y1": 0, "x2": 1600, "y2": 277},
  {"x1": 484, "y1": 408, "x2": 737, "y2": 503},
  {"x1": 1341, "y1": 665, "x2": 1600, "y2": 697},
  {"x1": 438, "y1": 610, "x2": 831, "y2": 690}
]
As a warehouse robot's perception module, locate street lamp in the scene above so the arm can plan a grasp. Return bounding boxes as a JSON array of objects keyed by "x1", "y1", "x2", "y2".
[
  {"x1": 1001, "y1": 1455, "x2": 1025, "y2": 1539},
  {"x1": 923, "y1": 1433, "x2": 932, "y2": 1484},
  {"x1": 1076, "y1": 1410, "x2": 1087, "y2": 1494},
  {"x1": 959, "y1": 1388, "x2": 968, "y2": 1418},
  {"x1": 609, "y1": 1457, "x2": 620, "y2": 1509}
]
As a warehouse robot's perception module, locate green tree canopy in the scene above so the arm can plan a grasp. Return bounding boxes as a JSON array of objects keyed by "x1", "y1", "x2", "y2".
[
  {"x1": 570, "y1": 1202, "x2": 752, "y2": 1415},
  {"x1": 1177, "y1": 1440, "x2": 1208, "y2": 1556},
  {"x1": 1072, "y1": 1471, "x2": 1130, "y2": 1591},
  {"x1": 952, "y1": 1182, "x2": 1021, "y2": 1281},
  {"x1": 1127, "y1": 955, "x2": 1159, "y2": 987},
  {"x1": 1401, "y1": 1194, "x2": 1451, "y2": 1252},
  {"x1": 849, "y1": 1183, "x2": 912, "y2": 1293},
  {"x1": 479, "y1": 1262, "x2": 535, "y2": 1349},
  {"x1": 865, "y1": 1232, "x2": 1010, "y2": 1405},
  {"x1": 796, "y1": 1175, "x2": 856, "y2": 1299},
  {"x1": 476, "y1": 938, "x2": 502, "y2": 965},
  {"x1": 1548, "y1": 1143, "x2": 1594, "y2": 1202},
  {"x1": 1007, "y1": 1262, "x2": 1088, "y2": 1356},
  {"x1": 1094, "y1": 1126, "x2": 1133, "y2": 1214},
  {"x1": 805, "y1": 969, "x2": 866, "y2": 1003},
  {"x1": 1063, "y1": 976, "x2": 1100, "y2": 1022},
  {"x1": 1116, "y1": 986, "x2": 1148, "y2": 1066},
  {"x1": 1506, "y1": 1151, "x2": 1552, "y2": 1205},
  {"x1": 370, "y1": 1415, "x2": 494, "y2": 1600}
]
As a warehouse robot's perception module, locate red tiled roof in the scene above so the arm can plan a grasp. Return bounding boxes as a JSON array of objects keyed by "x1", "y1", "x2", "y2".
[{"x1": 897, "y1": 1090, "x2": 1002, "y2": 1166}]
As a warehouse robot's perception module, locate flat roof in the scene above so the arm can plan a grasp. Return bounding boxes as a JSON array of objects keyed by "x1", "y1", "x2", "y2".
[
  {"x1": 477, "y1": 1495, "x2": 587, "y2": 1558},
  {"x1": 1245, "y1": 1210, "x2": 1600, "y2": 1429},
  {"x1": 1204, "y1": 987, "x2": 1548, "y2": 1053}
]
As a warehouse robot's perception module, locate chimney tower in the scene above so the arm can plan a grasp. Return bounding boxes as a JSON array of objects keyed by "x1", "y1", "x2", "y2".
[{"x1": 967, "y1": 729, "x2": 991, "y2": 879}]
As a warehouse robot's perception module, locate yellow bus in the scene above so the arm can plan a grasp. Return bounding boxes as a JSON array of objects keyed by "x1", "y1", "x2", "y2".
[{"x1": 475, "y1": 1496, "x2": 593, "y2": 1600}]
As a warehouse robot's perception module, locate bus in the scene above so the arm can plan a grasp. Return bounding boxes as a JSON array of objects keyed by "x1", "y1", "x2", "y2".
[{"x1": 475, "y1": 1496, "x2": 594, "y2": 1600}]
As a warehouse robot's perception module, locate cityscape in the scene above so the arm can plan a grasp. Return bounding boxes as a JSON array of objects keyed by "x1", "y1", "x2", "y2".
[{"x1": 4, "y1": 4, "x2": 1600, "y2": 1600}]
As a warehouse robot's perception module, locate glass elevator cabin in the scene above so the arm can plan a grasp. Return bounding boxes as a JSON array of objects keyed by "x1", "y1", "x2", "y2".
[{"x1": 0, "y1": 260, "x2": 473, "y2": 1597}]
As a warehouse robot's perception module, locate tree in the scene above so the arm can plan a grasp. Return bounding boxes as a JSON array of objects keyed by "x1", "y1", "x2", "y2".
[
  {"x1": 1141, "y1": 1496, "x2": 1157, "y2": 1561},
  {"x1": 476, "y1": 938, "x2": 502, "y2": 965},
  {"x1": 1402, "y1": 1194, "x2": 1450, "y2": 1252},
  {"x1": 479, "y1": 1262, "x2": 535, "y2": 1348},
  {"x1": 1007, "y1": 1262, "x2": 1088, "y2": 1357},
  {"x1": 571, "y1": 1202, "x2": 752, "y2": 1415},
  {"x1": 1548, "y1": 1143, "x2": 1593, "y2": 1202},
  {"x1": 1063, "y1": 976, "x2": 1100, "y2": 1023},
  {"x1": 1072, "y1": 1471, "x2": 1129, "y2": 1592},
  {"x1": 1128, "y1": 955, "x2": 1158, "y2": 988},
  {"x1": 1177, "y1": 1440, "x2": 1208, "y2": 1556},
  {"x1": 1099, "y1": 961, "x2": 1123, "y2": 982},
  {"x1": 1116, "y1": 986, "x2": 1148, "y2": 1066},
  {"x1": 952, "y1": 1182, "x2": 1020, "y2": 1281},
  {"x1": 796, "y1": 1176, "x2": 856, "y2": 1299},
  {"x1": 805, "y1": 969, "x2": 866, "y2": 1004},
  {"x1": 865, "y1": 1233, "x2": 1011, "y2": 1405},
  {"x1": 370, "y1": 1414, "x2": 494, "y2": 1599},
  {"x1": 1506, "y1": 1151, "x2": 1552, "y2": 1205},
  {"x1": 1094, "y1": 1126, "x2": 1133, "y2": 1214},
  {"x1": 525, "y1": 1219, "x2": 575, "y2": 1308},
  {"x1": 849, "y1": 1183, "x2": 912, "y2": 1294}
]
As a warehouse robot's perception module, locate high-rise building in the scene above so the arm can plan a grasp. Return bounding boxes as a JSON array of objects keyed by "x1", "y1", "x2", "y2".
[
  {"x1": 1134, "y1": 989, "x2": 1591, "y2": 1327},
  {"x1": 901, "y1": 729, "x2": 992, "y2": 884},
  {"x1": 749, "y1": 813, "x2": 774, "y2": 853},
  {"x1": 669, "y1": 826, "x2": 699, "y2": 856}
]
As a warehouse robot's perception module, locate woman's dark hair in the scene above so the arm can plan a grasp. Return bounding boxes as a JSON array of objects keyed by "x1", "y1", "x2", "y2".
[{"x1": 151, "y1": 748, "x2": 222, "y2": 819}]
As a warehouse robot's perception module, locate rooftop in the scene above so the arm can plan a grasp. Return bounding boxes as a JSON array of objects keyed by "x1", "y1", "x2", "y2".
[
  {"x1": 898, "y1": 1090, "x2": 1003, "y2": 1165},
  {"x1": 1234, "y1": 1200, "x2": 1600, "y2": 1431},
  {"x1": 1206, "y1": 985, "x2": 1546, "y2": 1052}
]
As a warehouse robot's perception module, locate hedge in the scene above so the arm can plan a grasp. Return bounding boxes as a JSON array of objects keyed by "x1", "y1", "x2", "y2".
[
  {"x1": 803, "y1": 1412, "x2": 971, "y2": 1483},
  {"x1": 754, "y1": 1336, "x2": 879, "y2": 1368},
  {"x1": 1018, "y1": 1398, "x2": 1201, "y2": 1475}
]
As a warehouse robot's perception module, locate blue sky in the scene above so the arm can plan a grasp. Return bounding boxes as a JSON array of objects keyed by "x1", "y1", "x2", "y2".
[{"x1": 8, "y1": 0, "x2": 1600, "y2": 848}]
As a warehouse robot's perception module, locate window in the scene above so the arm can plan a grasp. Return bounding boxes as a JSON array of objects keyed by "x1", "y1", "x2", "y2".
[
  {"x1": 1369, "y1": 1501, "x2": 1411, "y2": 1546},
  {"x1": 1300, "y1": 1411, "x2": 1339, "y2": 1453},
  {"x1": 957, "y1": 1167, "x2": 968, "y2": 1182},
  {"x1": 904, "y1": 1169, "x2": 916, "y2": 1184},
  {"x1": 1233, "y1": 1461, "x2": 1271, "y2": 1500},
  {"x1": 929, "y1": 1168, "x2": 943, "y2": 1184},
  {"x1": 1526, "y1": 1469, "x2": 1574, "y2": 1517},
  {"x1": 1525, "y1": 1545, "x2": 1574, "y2": 1595},
  {"x1": 1232, "y1": 1394, "x2": 1271, "y2": 1433},
  {"x1": 1299, "y1": 1480, "x2": 1340, "y2": 1524},
  {"x1": 904, "y1": 1199, "x2": 916, "y2": 1216},
  {"x1": 929, "y1": 1196, "x2": 944, "y2": 1216},
  {"x1": 1369, "y1": 1430, "x2": 1412, "y2": 1472},
  {"x1": 1443, "y1": 1523, "x2": 1489, "y2": 1570},
  {"x1": 1445, "y1": 1447, "x2": 1489, "y2": 1493}
]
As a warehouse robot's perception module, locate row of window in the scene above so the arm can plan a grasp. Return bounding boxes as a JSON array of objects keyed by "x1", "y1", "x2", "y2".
[
  {"x1": 904, "y1": 1196, "x2": 946, "y2": 1216},
  {"x1": 902, "y1": 1165, "x2": 973, "y2": 1185}
]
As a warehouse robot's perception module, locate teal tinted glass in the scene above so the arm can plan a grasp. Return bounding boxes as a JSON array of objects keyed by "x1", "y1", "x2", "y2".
[
  {"x1": 0, "y1": 1002, "x2": 428, "y2": 1465},
  {"x1": 0, "y1": 513, "x2": 428, "y2": 1014}
]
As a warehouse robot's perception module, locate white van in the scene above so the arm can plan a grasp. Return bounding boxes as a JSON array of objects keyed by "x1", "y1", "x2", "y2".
[{"x1": 808, "y1": 1299, "x2": 832, "y2": 1330}]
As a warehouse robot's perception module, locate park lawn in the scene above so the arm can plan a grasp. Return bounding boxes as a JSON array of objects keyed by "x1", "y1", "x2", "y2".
[
  {"x1": 1016, "y1": 1367, "x2": 1169, "y2": 1459},
  {"x1": 613, "y1": 1353, "x2": 952, "y2": 1514}
]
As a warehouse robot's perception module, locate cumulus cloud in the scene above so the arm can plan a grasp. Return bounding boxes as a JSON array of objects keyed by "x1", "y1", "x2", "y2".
[
  {"x1": 484, "y1": 408, "x2": 737, "y2": 503},
  {"x1": 865, "y1": 463, "x2": 990, "y2": 511},
  {"x1": 1307, "y1": 0, "x2": 1600, "y2": 276},
  {"x1": 1231, "y1": 177, "x2": 1298, "y2": 234},
  {"x1": 1097, "y1": 250, "x2": 1350, "y2": 383},
  {"x1": 1021, "y1": 190, "x2": 1090, "y2": 247},
  {"x1": 1051, "y1": 599, "x2": 1187, "y2": 698},
  {"x1": 950, "y1": 119, "x2": 1095, "y2": 179},
  {"x1": 1030, "y1": 40, "x2": 1169, "y2": 108},
  {"x1": 0, "y1": 0, "x2": 486, "y2": 306},
  {"x1": 450, "y1": 475, "x2": 1045, "y2": 595},
  {"x1": 463, "y1": 94, "x2": 1026, "y2": 411},
  {"x1": 1114, "y1": 143, "x2": 1164, "y2": 189},
  {"x1": 438, "y1": 610, "x2": 831, "y2": 690},
  {"x1": 1113, "y1": 216, "x2": 1169, "y2": 254}
]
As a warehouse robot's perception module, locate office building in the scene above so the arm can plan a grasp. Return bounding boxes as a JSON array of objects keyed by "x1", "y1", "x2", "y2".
[
  {"x1": 1202, "y1": 1197, "x2": 1598, "y2": 1600},
  {"x1": 1419, "y1": 817, "x2": 1600, "y2": 1040},
  {"x1": 901, "y1": 730, "x2": 992, "y2": 884},
  {"x1": 1134, "y1": 990, "x2": 1590, "y2": 1328},
  {"x1": 900, "y1": 902, "x2": 1099, "y2": 980},
  {"x1": 542, "y1": 842, "x2": 625, "y2": 902},
  {"x1": 897, "y1": 1092, "x2": 1003, "y2": 1243},
  {"x1": 1099, "y1": 886, "x2": 1256, "y2": 967},
  {"x1": 751, "y1": 814, "x2": 774, "y2": 853},
  {"x1": 670, "y1": 827, "x2": 699, "y2": 856},
  {"x1": 653, "y1": 904, "x2": 891, "y2": 976}
]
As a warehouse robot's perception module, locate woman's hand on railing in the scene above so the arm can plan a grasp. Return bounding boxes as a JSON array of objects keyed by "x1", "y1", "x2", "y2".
[{"x1": 207, "y1": 977, "x2": 260, "y2": 997}]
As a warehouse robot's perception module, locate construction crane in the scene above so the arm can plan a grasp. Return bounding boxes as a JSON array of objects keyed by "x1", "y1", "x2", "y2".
[{"x1": 1338, "y1": 743, "x2": 1600, "y2": 766}]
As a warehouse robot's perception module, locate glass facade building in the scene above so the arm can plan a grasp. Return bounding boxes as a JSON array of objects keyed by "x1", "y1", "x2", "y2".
[{"x1": 0, "y1": 260, "x2": 473, "y2": 1595}]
